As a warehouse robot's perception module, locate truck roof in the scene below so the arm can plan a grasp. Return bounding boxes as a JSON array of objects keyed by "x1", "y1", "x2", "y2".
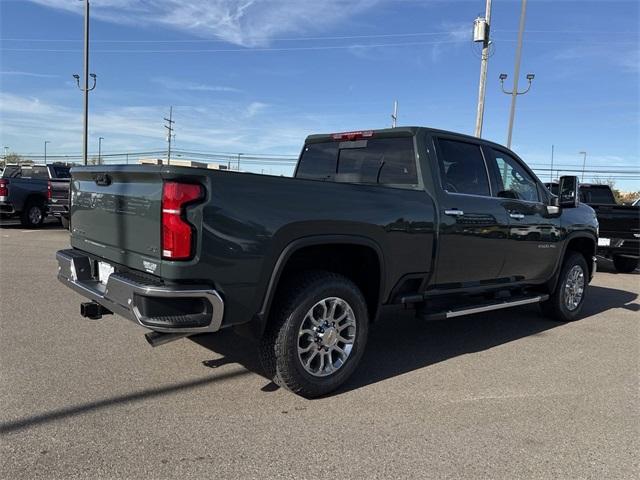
[{"x1": 305, "y1": 126, "x2": 514, "y2": 152}]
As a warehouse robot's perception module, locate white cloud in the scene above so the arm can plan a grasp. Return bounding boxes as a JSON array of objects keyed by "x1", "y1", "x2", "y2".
[
  {"x1": 0, "y1": 71, "x2": 60, "y2": 78},
  {"x1": 151, "y1": 77, "x2": 241, "y2": 92},
  {"x1": 0, "y1": 92, "x2": 318, "y2": 157},
  {"x1": 245, "y1": 101, "x2": 268, "y2": 118},
  {"x1": 29, "y1": 0, "x2": 381, "y2": 47}
]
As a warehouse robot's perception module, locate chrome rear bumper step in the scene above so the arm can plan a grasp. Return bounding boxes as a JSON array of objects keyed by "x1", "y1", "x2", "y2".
[{"x1": 418, "y1": 294, "x2": 549, "y2": 321}]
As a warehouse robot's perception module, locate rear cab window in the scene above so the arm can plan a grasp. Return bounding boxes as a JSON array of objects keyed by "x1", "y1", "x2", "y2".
[
  {"x1": 51, "y1": 165, "x2": 71, "y2": 178},
  {"x1": 579, "y1": 186, "x2": 616, "y2": 204},
  {"x1": 296, "y1": 137, "x2": 419, "y2": 189}
]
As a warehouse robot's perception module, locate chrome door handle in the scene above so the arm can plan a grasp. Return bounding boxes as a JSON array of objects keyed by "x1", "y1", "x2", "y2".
[
  {"x1": 509, "y1": 213, "x2": 525, "y2": 219},
  {"x1": 444, "y1": 209, "x2": 464, "y2": 216}
]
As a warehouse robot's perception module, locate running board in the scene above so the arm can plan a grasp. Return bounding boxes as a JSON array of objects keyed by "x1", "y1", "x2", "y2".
[{"x1": 417, "y1": 294, "x2": 549, "y2": 321}]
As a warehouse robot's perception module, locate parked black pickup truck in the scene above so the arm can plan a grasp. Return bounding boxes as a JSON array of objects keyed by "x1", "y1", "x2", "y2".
[
  {"x1": 546, "y1": 182, "x2": 639, "y2": 273},
  {"x1": 0, "y1": 163, "x2": 71, "y2": 227},
  {"x1": 57, "y1": 127, "x2": 598, "y2": 397}
]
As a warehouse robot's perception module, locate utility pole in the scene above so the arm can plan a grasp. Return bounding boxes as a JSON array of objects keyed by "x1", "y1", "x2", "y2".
[
  {"x1": 579, "y1": 151, "x2": 587, "y2": 182},
  {"x1": 391, "y1": 100, "x2": 398, "y2": 128},
  {"x1": 44, "y1": 141, "x2": 50, "y2": 164},
  {"x1": 3, "y1": 146, "x2": 8, "y2": 159},
  {"x1": 550, "y1": 144, "x2": 554, "y2": 182},
  {"x1": 473, "y1": 0, "x2": 492, "y2": 138},
  {"x1": 237, "y1": 153, "x2": 243, "y2": 171},
  {"x1": 72, "y1": 1, "x2": 96, "y2": 166},
  {"x1": 98, "y1": 136, "x2": 104, "y2": 164},
  {"x1": 164, "y1": 106, "x2": 174, "y2": 165}
]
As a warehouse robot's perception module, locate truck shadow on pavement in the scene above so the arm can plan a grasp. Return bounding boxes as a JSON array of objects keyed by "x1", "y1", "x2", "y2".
[
  {"x1": 1, "y1": 285, "x2": 636, "y2": 434},
  {"x1": 194, "y1": 284, "x2": 639, "y2": 396}
]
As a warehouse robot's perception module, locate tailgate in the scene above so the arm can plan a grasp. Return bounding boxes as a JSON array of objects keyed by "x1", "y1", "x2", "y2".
[
  {"x1": 592, "y1": 204, "x2": 640, "y2": 239},
  {"x1": 70, "y1": 167, "x2": 163, "y2": 272},
  {"x1": 49, "y1": 178, "x2": 70, "y2": 203}
]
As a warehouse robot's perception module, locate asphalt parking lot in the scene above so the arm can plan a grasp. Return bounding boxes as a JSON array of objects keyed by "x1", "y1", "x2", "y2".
[{"x1": 1, "y1": 220, "x2": 638, "y2": 479}]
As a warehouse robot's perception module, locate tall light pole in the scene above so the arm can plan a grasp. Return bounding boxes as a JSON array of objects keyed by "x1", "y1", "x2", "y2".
[
  {"x1": 237, "y1": 153, "x2": 243, "y2": 171},
  {"x1": 579, "y1": 151, "x2": 587, "y2": 182},
  {"x1": 44, "y1": 141, "x2": 50, "y2": 164},
  {"x1": 473, "y1": 0, "x2": 492, "y2": 138},
  {"x1": 98, "y1": 136, "x2": 104, "y2": 164},
  {"x1": 391, "y1": 100, "x2": 398, "y2": 128},
  {"x1": 73, "y1": 0, "x2": 97, "y2": 166},
  {"x1": 4, "y1": 146, "x2": 9, "y2": 159},
  {"x1": 500, "y1": 0, "x2": 533, "y2": 148}
]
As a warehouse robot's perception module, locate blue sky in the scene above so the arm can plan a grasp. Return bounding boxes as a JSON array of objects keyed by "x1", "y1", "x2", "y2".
[{"x1": 1, "y1": 0, "x2": 638, "y2": 189}]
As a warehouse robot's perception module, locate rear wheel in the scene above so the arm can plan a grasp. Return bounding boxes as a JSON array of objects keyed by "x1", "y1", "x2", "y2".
[
  {"x1": 20, "y1": 201, "x2": 45, "y2": 228},
  {"x1": 613, "y1": 255, "x2": 638, "y2": 273},
  {"x1": 541, "y1": 252, "x2": 588, "y2": 322},
  {"x1": 260, "y1": 271, "x2": 369, "y2": 398}
]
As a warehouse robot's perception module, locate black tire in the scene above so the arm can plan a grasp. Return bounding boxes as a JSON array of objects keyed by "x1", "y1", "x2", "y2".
[
  {"x1": 20, "y1": 200, "x2": 45, "y2": 228},
  {"x1": 613, "y1": 255, "x2": 638, "y2": 274},
  {"x1": 60, "y1": 216, "x2": 70, "y2": 230},
  {"x1": 259, "y1": 271, "x2": 369, "y2": 398},
  {"x1": 540, "y1": 252, "x2": 588, "y2": 322}
]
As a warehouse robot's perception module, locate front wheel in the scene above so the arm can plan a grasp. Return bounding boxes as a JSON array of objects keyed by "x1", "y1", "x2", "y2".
[
  {"x1": 613, "y1": 255, "x2": 638, "y2": 273},
  {"x1": 260, "y1": 271, "x2": 369, "y2": 398},
  {"x1": 540, "y1": 252, "x2": 588, "y2": 322}
]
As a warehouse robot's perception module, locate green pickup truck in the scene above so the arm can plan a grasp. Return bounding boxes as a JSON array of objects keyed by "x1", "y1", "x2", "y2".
[{"x1": 56, "y1": 127, "x2": 598, "y2": 397}]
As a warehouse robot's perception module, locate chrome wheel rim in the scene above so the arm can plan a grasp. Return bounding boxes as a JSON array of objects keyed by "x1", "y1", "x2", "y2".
[
  {"x1": 297, "y1": 297, "x2": 356, "y2": 377},
  {"x1": 29, "y1": 206, "x2": 42, "y2": 224},
  {"x1": 563, "y1": 265, "x2": 585, "y2": 311}
]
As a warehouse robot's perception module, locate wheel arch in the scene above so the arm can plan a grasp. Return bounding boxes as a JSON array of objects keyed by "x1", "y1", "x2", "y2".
[
  {"x1": 256, "y1": 235, "x2": 385, "y2": 336},
  {"x1": 548, "y1": 232, "x2": 597, "y2": 292}
]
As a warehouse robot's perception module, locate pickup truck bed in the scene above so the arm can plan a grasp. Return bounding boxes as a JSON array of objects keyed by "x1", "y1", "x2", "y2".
[{"x1": 57, "y1": 126, "x2": 598, "y2": 397}]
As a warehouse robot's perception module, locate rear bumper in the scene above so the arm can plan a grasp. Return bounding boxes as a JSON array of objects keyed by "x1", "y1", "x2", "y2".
[
  {"x1": 597, "y1": 237, "x2": 640, "y2": 259},
  {"x1": 0, "y1": 199, "x2": 16, "y2": 214},
  {"x1": 56, "y1": 249, "x2": 224, "y2": 334},
  {"x1": 48, "y1": 203, "x2": 69, "y2": 217}
]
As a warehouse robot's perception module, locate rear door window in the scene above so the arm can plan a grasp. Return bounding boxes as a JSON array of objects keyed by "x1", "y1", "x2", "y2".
[{"x1": 436, "y1": 139, "x2": 491, "y2": 196}]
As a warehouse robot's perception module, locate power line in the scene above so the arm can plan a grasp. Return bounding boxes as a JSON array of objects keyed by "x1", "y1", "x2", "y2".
[
  {"x1": 2, "y1": 38, "x2": 635, "y2": 54},
  {"x1": 1, "y1": 28, "x2": 635, "y2": 44}
]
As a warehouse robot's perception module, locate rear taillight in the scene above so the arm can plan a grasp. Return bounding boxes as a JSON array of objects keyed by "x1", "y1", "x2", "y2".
[
  {"x1": 0, "y1": 179, "x2": 8, "y2": 197},
  {"x1": 161, "y1": 181, "x2": 203, "y2": 260},
  {"x1": 47, "y1": 181, "x2": 52, "y2": 200}
]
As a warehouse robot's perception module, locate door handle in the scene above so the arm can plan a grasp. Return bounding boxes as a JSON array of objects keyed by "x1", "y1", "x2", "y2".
[
  {"x1": 509, "y1": 213, "x2": 525, "y2": 219},
  {"x1": 444, "y1": 209, "x2": 464, "y2": 216}
]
